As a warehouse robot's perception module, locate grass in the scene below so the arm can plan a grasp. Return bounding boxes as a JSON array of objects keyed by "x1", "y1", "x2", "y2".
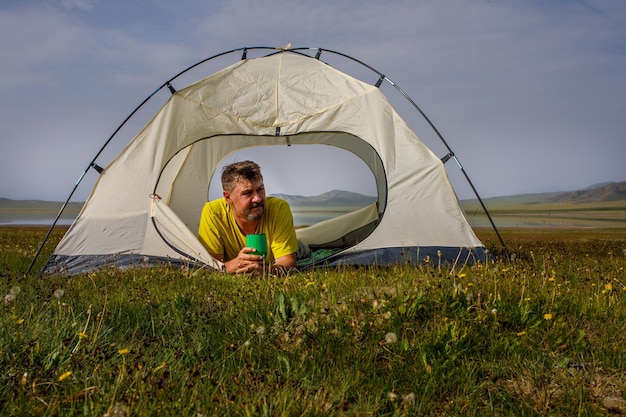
[{"x1": 1, "y1": 226, "x2": 626, "y2": 416}]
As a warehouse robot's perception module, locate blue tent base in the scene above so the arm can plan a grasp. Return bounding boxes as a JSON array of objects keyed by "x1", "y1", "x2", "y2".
[
  {"x1": 298, "y1": 246, "x2": 489, "y2": 269},
  {"x1": 43, "y1": 254, "x2": 219, "y2": 276},
  {"x1": 43, "y1": 246, "x2": 488, "y2": 276}
]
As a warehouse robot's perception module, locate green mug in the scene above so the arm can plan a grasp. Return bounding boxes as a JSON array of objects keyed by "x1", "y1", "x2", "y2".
[{"x1": 246, "y1": 233, "x2": 267, "y2": 258}]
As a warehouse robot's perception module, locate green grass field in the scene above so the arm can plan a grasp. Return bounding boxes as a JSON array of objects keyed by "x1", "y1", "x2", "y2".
[{"x1": 1, "y1": 227, "x2": 625, "y2": 416}]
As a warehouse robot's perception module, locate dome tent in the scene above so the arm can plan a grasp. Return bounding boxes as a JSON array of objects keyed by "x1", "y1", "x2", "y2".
[{"x1": 34, "y1": 47, "x2": 504, "y2": 276}]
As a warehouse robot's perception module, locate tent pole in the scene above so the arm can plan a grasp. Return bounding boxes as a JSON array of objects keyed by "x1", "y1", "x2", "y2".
[
  {"x1": 384, "y1": 79, "x2": 511, "y2": 261},
  {"x1": 26, "y1": 84, "x2": 169, "y2": 275},
  {"x1": 452, "y1": 156, "x2": 511, "y2": 261},
  {"x1": 26, "y1": 167, "x2": 89, "y2": 275},
  {"x1": 298, "y1": 47, "x2": 510, "y2": 259},
  {"x1": 26, "y1": 47, "x2": 266, "y2": 275}
]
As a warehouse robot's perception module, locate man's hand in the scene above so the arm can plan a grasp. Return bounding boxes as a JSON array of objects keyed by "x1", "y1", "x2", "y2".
[{"x1": 224, "y1": 247, "x2": 265, "y2": 274}]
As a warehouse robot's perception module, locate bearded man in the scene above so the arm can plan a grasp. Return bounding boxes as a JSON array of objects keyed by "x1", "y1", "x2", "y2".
[{"x1": 198, "y1": 160, "x2": 300, "y2": 274}]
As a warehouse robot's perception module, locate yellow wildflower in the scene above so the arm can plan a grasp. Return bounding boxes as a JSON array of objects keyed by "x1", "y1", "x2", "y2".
[
  {"x1": 516, "y1": 331, "x2": 527, "y2": 337},
  {"x1": 58, "y1": 371, "x2": 72, "y2": 381},
  {"x1": 458, "y1": 273, "x2": 467, "y2": 279},
  {"x1": 78, "y1": 332, "x2": 88, "y2": 339},
  {"x1": 543, "y1": 313, "x2": 553, "y2": 321},
  {"x1": 604, "y1": 283, "x2": 613, "y2": 292},
  {"x1": 153, "y1": 362, "x2": 167, "y2": 372},
  {"x1": 118, "y1": 348, "x2": 130, "y2": 355}
]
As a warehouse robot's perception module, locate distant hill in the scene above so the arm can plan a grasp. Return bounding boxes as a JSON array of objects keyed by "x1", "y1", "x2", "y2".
[
  {"x1": 546, "y1": 181, "x2": 626, "y2": 204},
  {"x1": 0, "y1": 198, "x2": 83, "y2": 212},
  {"x1": 583, "y1": 181, "x2": 619, "y2": 190},
  {"x1": 460, "y1": 181, "x2": 626, "y2": 228},
  {"x1": 461, "y1": 181, "x2": 626, "y2": 207},
  {"x1": 271, "y1": 190, "x2": 377, "y2": 208},
  {"x1": 1, "y1": 191, "x2": 376, "y2": 213},
  {"x1": 2, "y1": 182, "x2": 624, "y2": 213}
]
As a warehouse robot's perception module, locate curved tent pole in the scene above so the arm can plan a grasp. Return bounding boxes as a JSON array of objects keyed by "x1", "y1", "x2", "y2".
[
  {"x1": 382, "y1": 77, "x2": 511, "y2": 261},
  {"x1": 26, "y1": 86, "x2": 165, "y2": 274},
  {"x1": 26, "y1": 46, "x2": 261, "y2": 274},
  {"x1": 292, "y1": 47, "x2": 510, "y2": 260},
  {"x1": 28, "y1": 46, "x2": 509, "y2": 274},
  {"x1": 294, "y1": 47, "x2": 510, "y2": 261}
]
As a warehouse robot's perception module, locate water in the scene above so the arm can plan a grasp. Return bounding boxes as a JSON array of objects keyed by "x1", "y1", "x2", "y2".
[{"x1": 292, "y1": 210, "x2": 344, "y2": 227}]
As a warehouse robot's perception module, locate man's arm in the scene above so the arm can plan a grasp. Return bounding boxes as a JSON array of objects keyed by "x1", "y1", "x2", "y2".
[
  {"x1": 266, "y1": 198, "x2": 298, "y2": 274},
  {"x1": 271, "y1": 252, "x2": 297, "y2": 275}
]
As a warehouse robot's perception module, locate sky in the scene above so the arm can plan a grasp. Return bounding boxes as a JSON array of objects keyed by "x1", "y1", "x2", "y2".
[{"x1": 1, "y1": 0, "x2": 625, "y2": 202}]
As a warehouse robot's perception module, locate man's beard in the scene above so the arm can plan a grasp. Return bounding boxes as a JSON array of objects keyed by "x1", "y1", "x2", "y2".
[{"x1": 246, "y1": 204, "x2": 264, "y2": 221}]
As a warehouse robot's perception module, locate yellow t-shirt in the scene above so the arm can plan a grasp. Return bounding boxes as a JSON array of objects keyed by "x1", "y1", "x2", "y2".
[{"x1": 197, "y1": 196, "x2": 298, "y2": 263}]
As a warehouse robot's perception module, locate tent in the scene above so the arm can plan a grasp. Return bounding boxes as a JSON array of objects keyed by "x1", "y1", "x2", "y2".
[{"x1": 35, "y1": 47, "x2": 503, "y2": 276}]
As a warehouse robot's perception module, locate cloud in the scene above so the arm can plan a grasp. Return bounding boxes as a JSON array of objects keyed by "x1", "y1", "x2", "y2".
[
  {"x1": 92, "y1": 30, "x2": 195, "y2": 89},
  {"x1": 57, "y1": 0, "x2": 99, "y2": 12},
  {"x1": 0, "y1": 0, "x2": 625, "y2": 201},
  {"x1": 0, "y1": 7, "x2": 90, "y2": 90}
]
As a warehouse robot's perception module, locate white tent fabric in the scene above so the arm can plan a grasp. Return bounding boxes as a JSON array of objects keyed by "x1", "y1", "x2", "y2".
[
  {"x1": 44, "y1": 51, "x2": 485, "y2": 275},
  {"x1": 295, "y1": 203, "x2": 380, "y2": 248}
]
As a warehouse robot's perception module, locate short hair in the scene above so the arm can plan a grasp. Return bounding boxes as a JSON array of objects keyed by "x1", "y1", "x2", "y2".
[{"x1": 221, "y1": 160, "x2": 263, "y2": 192}]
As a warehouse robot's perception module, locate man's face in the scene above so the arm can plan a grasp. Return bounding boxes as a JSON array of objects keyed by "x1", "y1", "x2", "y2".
[{"x1": 224, "y1": 179, "x2": 265, "y2": 221}]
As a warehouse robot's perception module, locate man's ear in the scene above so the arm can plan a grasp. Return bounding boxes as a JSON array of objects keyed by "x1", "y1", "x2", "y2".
[{"x1": 223, "y1": 190, "x2": 231, "y2": 203}]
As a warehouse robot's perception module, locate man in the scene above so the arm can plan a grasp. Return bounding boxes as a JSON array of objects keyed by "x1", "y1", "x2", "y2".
[{"x1": 198, "y1": 160, "x2": 299, "y2": 274}]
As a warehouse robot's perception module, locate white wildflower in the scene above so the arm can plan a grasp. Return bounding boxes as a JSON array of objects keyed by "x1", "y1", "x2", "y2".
[
  {"x1": 384, "y1": 332, "x2": 398, "y2": 344},
  {"x1": 402, "y1": 392, "x2": 416, "y2": 404},
  {"x1": 104, "y1": 402, "x2": 129, "y2": 417},
  {"x1": 53, "y1": 289, "x2": 65, "y2": 299},
  {"x1": 10, "y1": 286, "x2": 21, "y2": 295},
  {"x1": 4, "y1": 293, "x2": 16, "y2": 305}
]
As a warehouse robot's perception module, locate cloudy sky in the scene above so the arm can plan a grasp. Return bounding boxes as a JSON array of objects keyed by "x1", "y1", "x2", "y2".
[{"x1": 1, "y1": 0, "x2": 624, "y2": 202}]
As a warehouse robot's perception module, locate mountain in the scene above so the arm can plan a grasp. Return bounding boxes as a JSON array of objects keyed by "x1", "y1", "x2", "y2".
[
  {"x1": 0, "y1": 198, "x2": 83, "y2": 212},
  {"x1": 461, "y1": 181, "x2": 626, "y2": 207},
  {"x1": 2, "y1": 182, "x2": 624, "y2": 213},
  {"x1": 1, "y1": 190, "x2": 377, "y2": 212},
  {"x1": 546, "y1": 181, "x2": 626, "y2": 204},
  {"x1": 271, "y1": 190, "x2": 377, "y2": 208},
  {"x1": 583, "y1": 181, "x2": 619, "y2": 190}
]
